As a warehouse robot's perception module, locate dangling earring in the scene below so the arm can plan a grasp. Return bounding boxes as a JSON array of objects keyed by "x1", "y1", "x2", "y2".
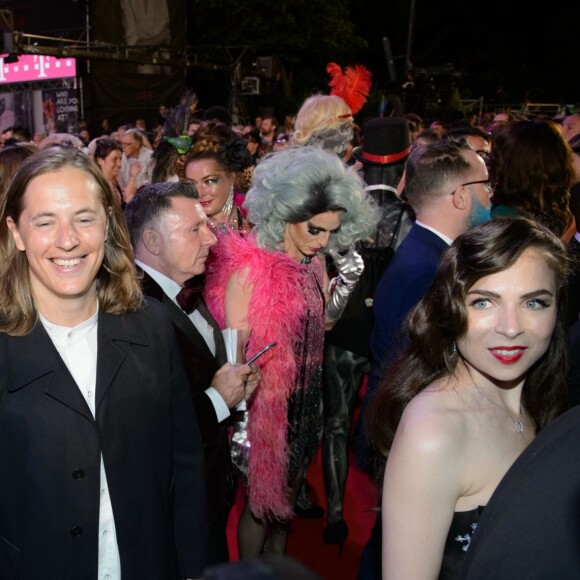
[
  {"x1": 449, "y1": 342, "x2": 457, "y2": 357},
  {"x1": 220, "y1": 185, "x2": 234, "y2": 218},
  {"x1": 444, "y1": 342, "x2": 457, "y2": 368}
]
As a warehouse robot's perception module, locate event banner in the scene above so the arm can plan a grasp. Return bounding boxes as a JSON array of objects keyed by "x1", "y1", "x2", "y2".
[{"x1": 0, "y1": 55, "x2": 76, "y2": 84}]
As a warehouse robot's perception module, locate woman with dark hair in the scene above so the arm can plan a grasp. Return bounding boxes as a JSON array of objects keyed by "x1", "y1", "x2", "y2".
[
  {"x1": 0, "y1": 144, "x2": 208, "y2": 578},
  {"x1": 204, "y1": 145, "x2": 378, "y2": 559},
  {"x1": 243, "y1": 126, "x2": 262, "y2": 164},
  {"x1": 185, "y1": 121, "x2": 254, "y2": 233},
  {"x1": 368, "y1": 217, "x2": 570, "y2": 579},
  {"x1": 489, "y1": 119, "x2": 574, "y2": 240},
  {"x1": 93, "y1": 136, "x2": 126, "y2": 206}
]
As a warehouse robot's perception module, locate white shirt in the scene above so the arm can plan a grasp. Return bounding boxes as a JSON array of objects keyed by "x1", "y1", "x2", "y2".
[
  {"x1": 119, "y1": 146, "x2": 153, "y2": 190},
  {"x1": 41, "y1": 309, "x2": 121, "y2": 580},
  {"x1": 136, "y1": 260, "x2": 230, "y2": 422}
]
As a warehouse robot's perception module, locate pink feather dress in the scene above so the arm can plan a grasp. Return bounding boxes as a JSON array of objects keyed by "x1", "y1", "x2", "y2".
[{"x1": 204, "y1": 231, "x2": 326, "y2": 521}]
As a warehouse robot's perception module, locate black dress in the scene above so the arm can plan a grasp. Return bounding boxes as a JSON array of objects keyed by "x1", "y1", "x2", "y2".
[{"x1": 439, "y1": 506, "x2": 485, "y2": 580}]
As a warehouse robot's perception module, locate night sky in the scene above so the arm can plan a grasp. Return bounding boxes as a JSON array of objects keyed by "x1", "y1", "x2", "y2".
[
  {"x1": 350, "y1": 1, "x2": 576, "y2": 107},
  {"x1": 3, "y1": 0, "x2": 575, "y2": 117}
]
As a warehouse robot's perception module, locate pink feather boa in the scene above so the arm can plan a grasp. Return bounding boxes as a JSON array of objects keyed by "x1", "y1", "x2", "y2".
[{"x1": 204, "y1": 232, "x2": 320, "y2": 520}]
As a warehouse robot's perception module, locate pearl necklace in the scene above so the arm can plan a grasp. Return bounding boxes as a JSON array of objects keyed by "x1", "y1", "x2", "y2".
[{"x1": 475, "y1": 387, "x2": 526, "y2": 434}]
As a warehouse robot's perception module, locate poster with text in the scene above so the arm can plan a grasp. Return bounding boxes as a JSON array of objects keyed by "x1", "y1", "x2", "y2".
[{"x1": 42, "y1": 88, "x2": 79, "y2": 134}]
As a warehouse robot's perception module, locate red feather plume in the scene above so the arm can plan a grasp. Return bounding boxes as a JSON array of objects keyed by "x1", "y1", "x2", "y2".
[{"x1": 326, "y1": 62, "x2": 373, "y2": 114}]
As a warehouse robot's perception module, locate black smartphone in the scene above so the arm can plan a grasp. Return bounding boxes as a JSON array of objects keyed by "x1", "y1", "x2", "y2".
[{"x1": 245, "y1": 342, "x2": 277, "y2": 365}]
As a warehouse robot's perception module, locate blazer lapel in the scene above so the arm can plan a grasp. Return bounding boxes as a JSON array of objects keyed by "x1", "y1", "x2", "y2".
[
  {"x1": 140, "y1": 269, "x2": 217, "y2": 362},
  {"x1": 95, "y1": 310, "x2": 149, "y2": 411},
  {"x1": 7, "y1": 322, "x2": 94, "y2": 422},
  {"x1": 162, "y1": 293, "x2": 217, "y2": 361}
]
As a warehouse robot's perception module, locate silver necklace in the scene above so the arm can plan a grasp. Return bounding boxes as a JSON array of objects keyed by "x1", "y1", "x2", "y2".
[{"x1": 476, "y1": 387, "x2": 526, "y2": 433}]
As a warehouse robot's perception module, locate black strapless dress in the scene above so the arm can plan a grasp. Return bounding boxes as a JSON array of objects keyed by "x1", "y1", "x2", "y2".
[{"x1": 439, "y1": 506, "x2": 485, "y2": 580}]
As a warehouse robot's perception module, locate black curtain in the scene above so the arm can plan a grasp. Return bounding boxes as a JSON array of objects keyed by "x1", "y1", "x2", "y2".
[{"x1": 87, "y1": 0, "x2": 186, "y2": 133}]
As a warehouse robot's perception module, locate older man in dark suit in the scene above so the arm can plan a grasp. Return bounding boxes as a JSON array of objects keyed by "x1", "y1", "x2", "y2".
[{"x1": 125, "y1": 181, "x2": 260, "y2": 565}]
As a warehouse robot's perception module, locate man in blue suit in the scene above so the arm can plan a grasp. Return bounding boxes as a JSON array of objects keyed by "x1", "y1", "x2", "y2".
[
  {"x1": 357, "y1": 138, "x2": 493, "y2": 579},
  {"x1": 370, "y1": 138, "x2": 493, "y2": 394}
]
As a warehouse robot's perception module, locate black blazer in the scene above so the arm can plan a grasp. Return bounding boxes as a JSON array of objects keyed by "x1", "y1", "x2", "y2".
[
  {"x1": 566, "y1": 237, "x2": 580, "y2": 329},
  {"x1": 0, "y1": 300, "x2": 208, "y2": 579},
  {"x1": 461, "y1": 405, "x2": 580, "y2": 579},
  {"x1": 139, "y1": 270, "x2": 233, "y2": 524}
]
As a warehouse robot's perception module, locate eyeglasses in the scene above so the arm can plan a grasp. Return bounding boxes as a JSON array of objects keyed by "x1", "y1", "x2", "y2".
[
  {"x1": 451, "y1": 179, "x2": 494, "y2": 195},
  {"x1": 463, "y1": 179, "x2": 493, "y2": 190}
]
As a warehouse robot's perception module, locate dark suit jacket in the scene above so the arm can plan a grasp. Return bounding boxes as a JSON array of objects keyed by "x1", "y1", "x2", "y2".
[
  {"x1": 369, "y1": 223, "x2": 449, "y2": 389},
  {"x1": 566, "y1": 237, "x2": 580, "y2": 329},
  {"x1": 568, "y1": 319, "x2": 580, "y2": 407},
  {"x1": 139, "y1": 270, "x2": 232, "y2": 525},
  {"x1": 0, "y1": 300, "x2": 208, "y2": 579},
  {"x1": 461, "y1": 405, "x2": 580, "y2": 579},
  {"x1": 357, "y1": 224, "x2": 448, "y2": 474}
]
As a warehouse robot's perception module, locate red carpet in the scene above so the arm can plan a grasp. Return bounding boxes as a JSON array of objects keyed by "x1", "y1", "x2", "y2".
[{"x1": 227, "y1": 445, "x2": 379, "y2": 579}]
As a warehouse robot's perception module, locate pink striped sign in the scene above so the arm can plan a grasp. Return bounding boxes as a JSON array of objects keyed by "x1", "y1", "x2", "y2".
[{"x1": 0, "y1": 55, "x2": 77, "y2": 84}]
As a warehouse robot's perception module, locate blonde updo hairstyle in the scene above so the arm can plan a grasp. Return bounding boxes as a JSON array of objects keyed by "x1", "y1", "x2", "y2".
[
  {"x1": 291, "y1": 94, "x2": 352, "y2": 147},
  {"x1": 291, "y1": 95, "x2": 354, "y2": 158}
]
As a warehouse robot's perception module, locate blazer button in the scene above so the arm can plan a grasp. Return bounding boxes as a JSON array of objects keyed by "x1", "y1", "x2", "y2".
[
  {"x1": 70, "y1": 526, "x2": 83, "y2": 537},
  {"x1": 72, "y1": 468, "x2": 85, "y2": 479}
]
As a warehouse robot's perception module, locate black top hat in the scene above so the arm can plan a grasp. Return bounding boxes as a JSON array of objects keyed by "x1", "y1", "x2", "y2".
[{"x1": 353, "y1": 117, "x2": 411, "y2": 165}]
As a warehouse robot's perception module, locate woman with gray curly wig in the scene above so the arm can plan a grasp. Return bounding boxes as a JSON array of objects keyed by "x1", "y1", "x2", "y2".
[
  {"x1": 204, "y1": 145, "x2": 378, "y2": 559},
  {"x1": 246, "y1": 145, "x2": 375, "y2": 251}
]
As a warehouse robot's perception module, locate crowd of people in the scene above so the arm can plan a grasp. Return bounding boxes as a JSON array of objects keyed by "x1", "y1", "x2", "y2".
[{"x1": 0, "y1": 89, "x2": 579, "y2": 580}]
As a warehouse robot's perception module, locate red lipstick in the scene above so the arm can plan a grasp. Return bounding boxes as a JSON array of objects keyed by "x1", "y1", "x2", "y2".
[{"x1": 488, "y1": 346, "x2": 527, "y2": 364}]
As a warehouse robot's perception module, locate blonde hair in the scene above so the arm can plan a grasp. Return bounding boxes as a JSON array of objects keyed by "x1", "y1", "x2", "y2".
[{"x1": 291, "y1": 95, "x2": 352, "y2": 146}]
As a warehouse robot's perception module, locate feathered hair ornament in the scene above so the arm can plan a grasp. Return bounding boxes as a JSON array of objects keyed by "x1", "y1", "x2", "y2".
[
  {"x1": 326, "y1": 62, "x2": 372, "y2": 115},
  {"x1": 162, "y1": 90, "x2": 199, "y2": 155}
]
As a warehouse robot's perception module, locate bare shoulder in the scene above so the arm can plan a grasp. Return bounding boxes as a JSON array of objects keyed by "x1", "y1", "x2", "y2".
[
  {"x1": 226, "y1": 266, "x2": 252, "y2": 294},
  {"x1": 225, "y1": 267, "x2": 253, "y2": 331},
  {"x1": 393, "y1": 383, "x2": 471, "y2": 465}
]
